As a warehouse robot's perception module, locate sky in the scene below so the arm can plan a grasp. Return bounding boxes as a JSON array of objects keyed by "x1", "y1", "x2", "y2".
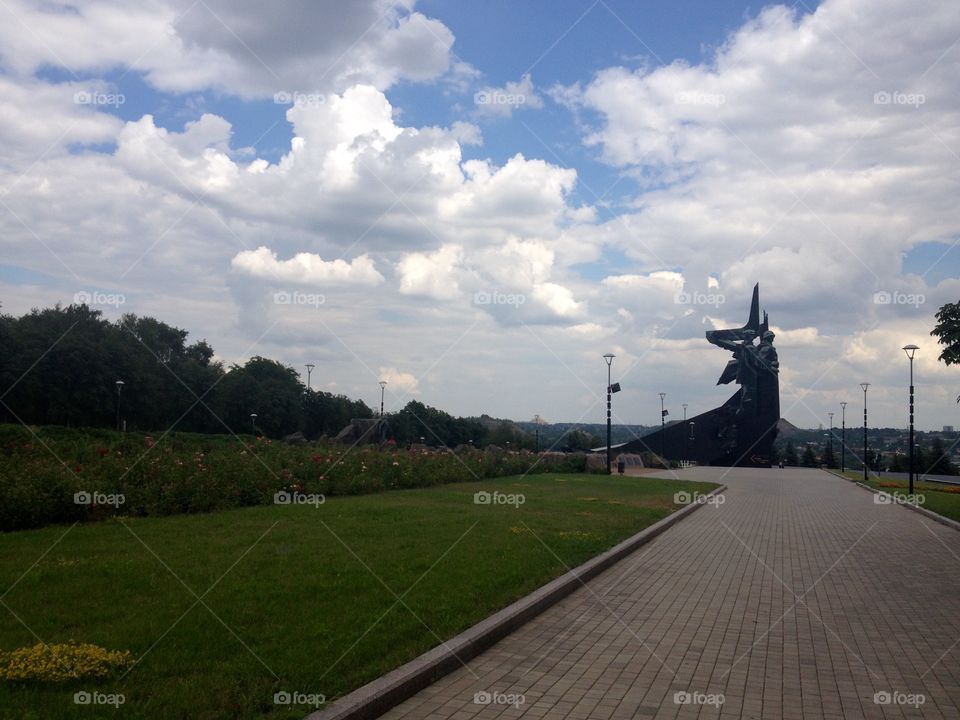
[{"x1": 1, "y1": 0, "x2": 959, "y2": 431}]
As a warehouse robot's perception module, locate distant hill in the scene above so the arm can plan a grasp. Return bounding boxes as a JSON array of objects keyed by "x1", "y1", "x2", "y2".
[{"x1": 776, "y1": 418, "x2": 800, "y2": 438}]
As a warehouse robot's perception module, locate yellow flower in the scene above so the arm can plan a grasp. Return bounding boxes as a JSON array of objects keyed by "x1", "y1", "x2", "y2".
[{"x1": 0, "y1": 642, "x2": 133, "y2": 682}]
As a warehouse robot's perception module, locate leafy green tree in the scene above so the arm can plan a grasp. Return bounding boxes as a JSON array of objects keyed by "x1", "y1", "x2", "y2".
[
  {"x1": 214, "y1": 357, "x2": 303, "y2": 437},
  {"x1": 561, "y1": 429, "x2": 600, "y2": 452},
  {"x1": 932, "y1": 301, "x2": 960, "y2": 366},
  {"x1": 801, "y1": 444, "x2": 818, "y2": 467},
  {"x1": 303, "y1": 390, "x2": 373, "y2": 439},
  {"x1": 389, "y1": 401, "x2": 484, "y2": 447}
]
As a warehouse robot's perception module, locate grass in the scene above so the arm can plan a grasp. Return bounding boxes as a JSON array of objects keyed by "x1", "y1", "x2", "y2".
[
  {"x1": 834, "y1": 470, "x2": 960, "y2": 522},
  {"x1": 0, "y1": 472, "x2": 717, "y2": 719}
]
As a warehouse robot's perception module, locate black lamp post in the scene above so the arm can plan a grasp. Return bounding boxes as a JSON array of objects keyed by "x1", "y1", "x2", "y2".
[
  {"x1": 903, "y1": 344, "x2": 918, "y2": 494},
  {"x1": 659, "y1": 392, "x2": 667, "y2": 464},
  {"x1": 115, "y1": 380, "x2": 124, "y2": 432},
  {"x1": 533, "y1": 414, "x2": 542, "y2": 453},
  {"x1": 250, "y1": 412, "x2": 257, "y2": 435},
  {"x1": 840, "y1": 401, "x2": 847, "y2": 473},
  {"x1": 305, "y1": 363, "x2": 314, "y2": 391},
  {"x1": 860, "y1": 383, "x2": 870, "y2": 482},
  {"x1": 603, "y1": 353, "x2": 615, "y2": 475},
  {"x1": 379, "y1": 380, "x2": 387, "y2": 418}
]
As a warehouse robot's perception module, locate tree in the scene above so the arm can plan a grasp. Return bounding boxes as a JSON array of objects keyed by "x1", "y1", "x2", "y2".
[
  {"x1": 822, "y1": 442, "x2": 837, "y2": 469},
  {"x1": 931, "y1": 301, "x2": 960, "y2": 366},
  {"x1": 926, "y1": 437, "x2": 957, "y2": 475},
  {"x1": 801, "y1": 444, "x2": 818, "y2": 467},
  {"x1": 213, "y1": 357, "x2": 303, "y2": 438},
  {"x1": 784, "y1": 440, "x2": 799, "y2": 466}
]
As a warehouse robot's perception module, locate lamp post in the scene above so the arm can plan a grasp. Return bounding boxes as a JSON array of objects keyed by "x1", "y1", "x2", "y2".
[
  {"x1": 305, "y1": 363, "x2": 315, "y2": 391},
  {"x1": 860, "y1": 383, "x2": 870, "y2": 482},
  {"x1": 603, "y1": 353, "x2": 615, "y2": 475},
  {"x1": 828, "y1": 412, "x2": 834, "y2": 467},
  {"x1": 379, "y1": 380, "x2": 387, "y2": 418},
  {"x1": 250, "y1": 412, "x2": 258, "y2": 435},
  {"x1": 682, "y1": 403, "x2": 688, "y2": 421},
  {"x1": 533, "y1": 414, "x2": 542, "y2": 453},
  {"x1": 903, "y1": 344, "x2": 919, "y2": 494},
  {"x1": 659, "y1": 392, "x2": 667, "y2": 464},
  {"x1": 840, "y1": 401, "x2": 847, "y2": 473},
  {"x1": 115, "y1": 380, "x2": 125, "y2": 432}
]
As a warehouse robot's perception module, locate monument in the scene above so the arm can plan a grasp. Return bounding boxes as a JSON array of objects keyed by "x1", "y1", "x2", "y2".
[{"x1": 621, "y1": 283, "x2": 780, "y2": 467}]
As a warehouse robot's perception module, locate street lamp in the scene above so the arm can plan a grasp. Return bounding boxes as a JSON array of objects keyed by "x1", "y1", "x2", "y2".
[
  {"x1": 903, "y1": 344, "x2": 919, "y2": 494},
  {"x1": 840, "y1": 401, "x2": 847, "y2": 473},
  {"x1": 828, "y1": 412, "x2": 834, "y2": 467},
  {"x1": 682, "y1": 403, "x2": 688, "y2": 421},
  {"x1": 250, "y1": 412, "x2": 257, "y2": 435},
  {"x1": 379, "y1": 380, "x2": 387, "y2": 418},
  {"x1": 860, "y1": 383, "x2": 870, "y2": 482},
  {"x1": 533, "y1": 414, "x2": 543, "y2": 453},
  {"x1": 603, "y1": 354, "x2": 616, "y2": 475},
  {"x1": 115, "y1": 380, "x2": 125, "y2": 432},
  {"x1": 659, "y1": 392, "x2": 667, "y2": 465},
  {"x1": 305, "y1": 363, "x2": 315, "y2": 391}
]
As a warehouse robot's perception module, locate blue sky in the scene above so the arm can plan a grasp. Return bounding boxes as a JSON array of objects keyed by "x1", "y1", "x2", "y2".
[{"x1": 1, "y1": 0, "x2": 959, "y2": 430}]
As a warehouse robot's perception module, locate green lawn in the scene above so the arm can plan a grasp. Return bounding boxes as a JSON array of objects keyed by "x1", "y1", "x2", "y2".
[
  {"x1": 835, "y1": 470, "x2": 960, "y2": 522},
  {"x1": 0, "y1": 473, "x2": 717, "y2": 719}
]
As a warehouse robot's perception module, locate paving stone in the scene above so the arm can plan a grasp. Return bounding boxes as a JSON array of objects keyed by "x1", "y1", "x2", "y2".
[{"x1": 380, "y1": 469, "x2": 960, "y2": 719}]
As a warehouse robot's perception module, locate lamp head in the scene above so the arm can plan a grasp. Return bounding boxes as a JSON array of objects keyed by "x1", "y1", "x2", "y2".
[
  {"x1": 602, "y1": 353, "x2": 615, "y2": 366},
  {"x1": 903, "y1": 344, "x2": 919, "y2": 360},
  {"x1": 860, "y1": 382, "x2": 870, "y2": 393},
  {"x1": 379, "y1": 380, "x2": 387, "y2": 388}
]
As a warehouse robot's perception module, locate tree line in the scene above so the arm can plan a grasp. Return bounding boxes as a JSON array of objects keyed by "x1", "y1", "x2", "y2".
[{"x1": 0, "y1": 303, "x2": 591, "y2": 448}]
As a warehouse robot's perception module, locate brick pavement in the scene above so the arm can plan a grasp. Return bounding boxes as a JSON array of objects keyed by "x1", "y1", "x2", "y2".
[{"x1": 379, "y1": 468, "x2": 960, "y2": 720}]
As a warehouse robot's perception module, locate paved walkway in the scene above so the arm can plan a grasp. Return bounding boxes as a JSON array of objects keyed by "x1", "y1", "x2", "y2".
[{"x1": 380, "y1": 468, "x2": 960, "y2": 719}]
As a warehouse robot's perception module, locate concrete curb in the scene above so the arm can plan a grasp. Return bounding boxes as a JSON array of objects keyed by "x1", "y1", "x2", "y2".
[
  {"x1": 825, "y1": 470, "x2": 960, "y2": 532},
  {"x1": 304, "y1": 484, "x2": 727, "y2": 720}
]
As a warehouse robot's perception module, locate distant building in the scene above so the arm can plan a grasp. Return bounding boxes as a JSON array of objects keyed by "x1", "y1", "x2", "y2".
[{"x1": 944, "y1": 425, "x2": 955, "y2": 433}]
